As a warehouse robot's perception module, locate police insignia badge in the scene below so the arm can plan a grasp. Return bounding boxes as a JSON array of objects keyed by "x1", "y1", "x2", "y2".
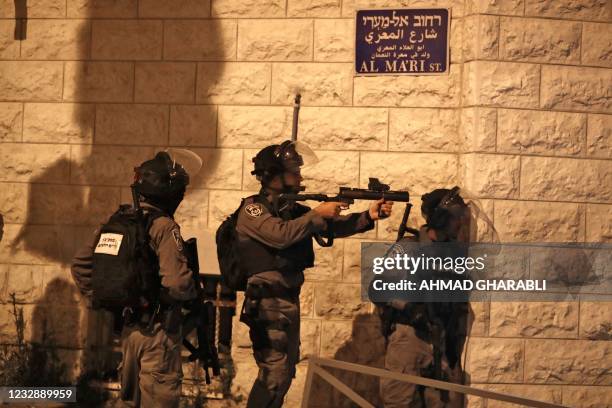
[
  {"x1": 172, "y1": 229, "x2": 184, "y2": 251},
  {"x1": 245, "y1": 203, "x2": 263, "y2": 217}
]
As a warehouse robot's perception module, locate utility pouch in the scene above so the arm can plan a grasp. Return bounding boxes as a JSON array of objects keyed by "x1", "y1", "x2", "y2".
[
  {"x1": 241, "y1": 284, "x2": 265, "y2": 325},
  {"x1": 248, "y1": 322, "x2": 269, "y2": 350},
  {"x1": 240, "y1": 296, "x2": 260, "y2": 327}
]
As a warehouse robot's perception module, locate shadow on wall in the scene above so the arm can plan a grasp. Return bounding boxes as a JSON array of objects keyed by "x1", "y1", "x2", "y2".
[
  {"x1": 11, "y1": 12, "x2": 223, "y2": 266},
  {"x1": 309, "y1": 313, "x2": 386, "y2": 408},
  {"x1": 30, "y1": 278, "x2": 82, "y2": 383},
  {"x1": 0, "y1": 279, "x2": 80, "y2": 387},
  {"x1": 5, "y1": 0, "x2": 224, "y2": 391},
  {"x1": 308, "y1": 308, "x2": 475, "y2": 408}
]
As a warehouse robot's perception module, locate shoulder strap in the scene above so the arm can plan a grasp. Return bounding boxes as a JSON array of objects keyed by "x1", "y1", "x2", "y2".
[
  {"x1": 252, "y1": 193, "x2": 276, "y2": 215},
  {"x1": 142, "y1": 209, "x2": 168, "y2": 247},
  {"x1": 231, "y1": 196, "x2": 252, "y2": 219}
]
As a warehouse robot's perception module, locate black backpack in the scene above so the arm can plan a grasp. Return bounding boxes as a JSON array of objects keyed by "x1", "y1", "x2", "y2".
[
  {"x1": 216, "y1": 200, "x2": 247, "y2": 291},
  {"x1": 91, "y1": 205, "x2": 164, "y2": 310}
]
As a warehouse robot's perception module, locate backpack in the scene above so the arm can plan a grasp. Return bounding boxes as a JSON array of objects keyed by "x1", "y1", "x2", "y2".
[
  {"x1": 91, "y1": 205, "x2": 164, "y2": 310},
  {"x1": 216, "y1": 200, "x2": 247, "y2": 291}
]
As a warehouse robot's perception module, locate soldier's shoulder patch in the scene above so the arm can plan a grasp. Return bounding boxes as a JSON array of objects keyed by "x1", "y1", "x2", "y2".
[
  {"x1": 244, "y1": 203, "x2": 264, "y2": 218},
  {"x1": 172, "y1": 228, "x2": 184, "y2": 251}
]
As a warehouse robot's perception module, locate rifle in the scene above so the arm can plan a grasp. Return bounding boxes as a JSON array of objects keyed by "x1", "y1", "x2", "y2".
[
  {"x1": 281, "y1": 178, "x2": 410, "y2": 246},
  {"x1": 182, "y1": 238, "x2": 221, "y2": 384},
  {"x1": 218, "y1": 283, "x2": 236, "y2": 351},
  {"x1": 396, "y1": 202, "x2": 420, "y2": 242},
  {"x1": 378, "y1": 200, "x2": 417, "y2": 342},
  {"x1": 282, "y1": 178, "x2": 409, "y2": 207}
]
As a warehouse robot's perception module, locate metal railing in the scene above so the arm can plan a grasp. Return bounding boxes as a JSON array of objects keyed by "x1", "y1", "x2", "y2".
[{"x1": 302, "y1": 357, "x2": 567, "y2": 408}]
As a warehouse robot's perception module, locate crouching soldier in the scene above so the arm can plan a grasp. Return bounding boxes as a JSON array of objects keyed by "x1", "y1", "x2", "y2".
[{"x1": 379, "y1": 187, "x2": 471, "y2": 408}]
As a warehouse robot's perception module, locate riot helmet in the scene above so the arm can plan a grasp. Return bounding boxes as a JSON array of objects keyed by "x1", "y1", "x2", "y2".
[
  {"x1": 421, "y1": 186, "x2": 468, "y2": 238},
  {"x1": 133, "y1": 149, "x2": 202, "y2": 214},
  {"x1": 251, "y1": 140, "x2": 317, "y2": 193}
]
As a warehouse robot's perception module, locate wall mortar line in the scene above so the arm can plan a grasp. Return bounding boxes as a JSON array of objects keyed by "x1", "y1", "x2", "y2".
[
  {"x1": 20, "y1": 102, "x2": 25, "y2": 142},
  {"x1": 579, "y1": 22, "x2": 583, "y2": 65},
  {"x1": 161, "y1": 19, "x2": 165, "y2": 60},
  {"x1": 386, "y1": 108, "x2": 390, "y2": 150},
  {"x1": 166, "y1": 104, "x2": 170, "y2": 145},
  {"x1": 60, "y1": 62, "x2": 66, "y2": 101}
]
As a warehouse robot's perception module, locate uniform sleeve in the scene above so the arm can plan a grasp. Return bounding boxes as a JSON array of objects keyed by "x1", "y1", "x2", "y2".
[
  {"x1": 325, "y1": 211, "x2": 375, "y2": 238},
  {"x1": 70, "y1": 227, "x2": 99, "y2": 302},
  {"x1": 149, "y1": 217, "x2": 197, "y2": 302},
  {"x1": 236, "y1": 201, "x2": 327, "y2": 249}
]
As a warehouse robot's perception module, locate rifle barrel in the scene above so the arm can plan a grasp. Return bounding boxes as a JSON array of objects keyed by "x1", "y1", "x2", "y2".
[
  {"x1": 282, "y1": 193, "x2": 329, "y2": 202},
  {"x1": 282, "y1": 190, "x2": 409, "y2": 203},
  {"x1": 339, "y1": 189, "x2": 410, "y2": 202}
]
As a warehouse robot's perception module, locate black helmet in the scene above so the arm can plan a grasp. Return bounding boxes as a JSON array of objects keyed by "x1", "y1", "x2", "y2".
[
  {"x1": 421, "y1": 186, "x2": 466, "y2": 230},
  {"x1": 251, "y1": 144, "x2": 284, "y2": 182},
  {"x1": 251, "y1": 140, "x2": 316, "y2": 183},
  {"x1": 133, "y1": 151, "x2": 190, "y2": 201}
]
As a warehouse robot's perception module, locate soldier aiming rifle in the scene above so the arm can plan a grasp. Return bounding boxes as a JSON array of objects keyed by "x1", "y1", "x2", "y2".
[{"x1": 216, "y1": 93, "x2": 396, "y2": 407}]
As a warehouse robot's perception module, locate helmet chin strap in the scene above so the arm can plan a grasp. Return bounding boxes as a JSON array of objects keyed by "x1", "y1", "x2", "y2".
[
  {"x1": 267, "y1": 173, "x2": 304, "y2": 194},
  {"x1": 143, "y1": 192, "x2": 184, "y2": 216},
  {"x1": 283, "y1": 184, "x2": 304, "y2": 194},
  {"x1": 280, "y1": 173, "x2": 291, "y2": 193},
  {"x1": 433, "y1": 223, "x2": 460, "y2": 242}
]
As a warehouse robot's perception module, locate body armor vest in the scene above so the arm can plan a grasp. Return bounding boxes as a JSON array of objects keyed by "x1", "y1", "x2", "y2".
[{"x1": 237, "y1": 194, "x2": 315, "y2": 277}]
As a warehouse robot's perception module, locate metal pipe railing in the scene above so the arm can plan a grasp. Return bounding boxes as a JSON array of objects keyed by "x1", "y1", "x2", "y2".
[{"x1": 302, "y1": 356, "x2": 567, "y2": 408}]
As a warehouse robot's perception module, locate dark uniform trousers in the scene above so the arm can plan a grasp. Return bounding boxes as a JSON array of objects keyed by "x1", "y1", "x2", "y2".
[
  {"x1": 380, "y1": 228, "x2": 465, "y2": 408},
  {"x1": 381, "y1": 324, "x2": 463, "y2": 408},
  {"x1": 119, "y1": 323, "x2": 183, "y2": 408},
  {"x1": 246, "y1": 291, "x2": 300, "y2": 408}
]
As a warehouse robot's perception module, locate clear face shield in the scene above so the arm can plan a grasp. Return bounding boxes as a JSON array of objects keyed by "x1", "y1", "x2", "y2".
[
  {"x1": 276, "y1": 141, "x2": 319, "y2": 193},
  {"x1": 451, "y1": 188, "x2": 499, "y2": 244},
  {"x1": 293, "y1": 141, "x2": 318, "y2": 168},
  {"x1": 279, "y1": 141, "x2": 319, "y2": 174},
  {"x1": 164, "y1": 148, "x2": 203, "y2": 180}
]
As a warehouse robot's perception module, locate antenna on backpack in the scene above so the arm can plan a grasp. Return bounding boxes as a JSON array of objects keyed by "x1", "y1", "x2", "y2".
[
  {"x1": 131, "y1": 184, "x2": 141, "y2": 213},
  {"x1": 291, "y1": 92, "x2": 301, "y2": 142}
]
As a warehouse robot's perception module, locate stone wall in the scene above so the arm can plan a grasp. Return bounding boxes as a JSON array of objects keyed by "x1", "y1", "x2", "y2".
[
  {"x1": 455, "y1": 1, "x2": 611, "y2": 406},
  {"x1": 0, "y1": 0, "x2": 610, "y2": 406}
]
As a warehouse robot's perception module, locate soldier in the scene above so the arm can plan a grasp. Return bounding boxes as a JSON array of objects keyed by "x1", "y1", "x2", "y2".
[
  {"x1": 378, "y1": 187, "x2": 471, "y2": 408},
  {"x1": 71, "y1": 150, "x2": 201, "y2": 408},
  {"x1": 237, "y1": 141, "x2": 393, "y2": 408}
]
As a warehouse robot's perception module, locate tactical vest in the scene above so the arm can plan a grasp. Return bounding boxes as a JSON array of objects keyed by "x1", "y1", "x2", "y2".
[
  {"x1": 237, "y1": 194, "x2": 315, "y2": 277},
  {"x1": 387, "y1": 228, "x2": 469, "y2": 367}
]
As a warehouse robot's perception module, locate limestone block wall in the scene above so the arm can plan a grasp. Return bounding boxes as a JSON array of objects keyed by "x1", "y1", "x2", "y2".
[
  {"x1": 458, "y1": 2, "x2": 612, "y2": 407},
  {"x1": 0, "y1": 0, "x2": 610, "y2": 406}
]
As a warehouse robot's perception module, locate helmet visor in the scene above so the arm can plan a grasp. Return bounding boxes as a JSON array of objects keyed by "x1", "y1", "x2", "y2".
[
  {"x1": 164, "y1": 148, "x2": 202, "y2": 178},
  {"x1": 454, "y1": 188, "x2": 500, "y2": 244},
  {"x1": 293, "y1": 141, "x2": 318, "y2": 168}
]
